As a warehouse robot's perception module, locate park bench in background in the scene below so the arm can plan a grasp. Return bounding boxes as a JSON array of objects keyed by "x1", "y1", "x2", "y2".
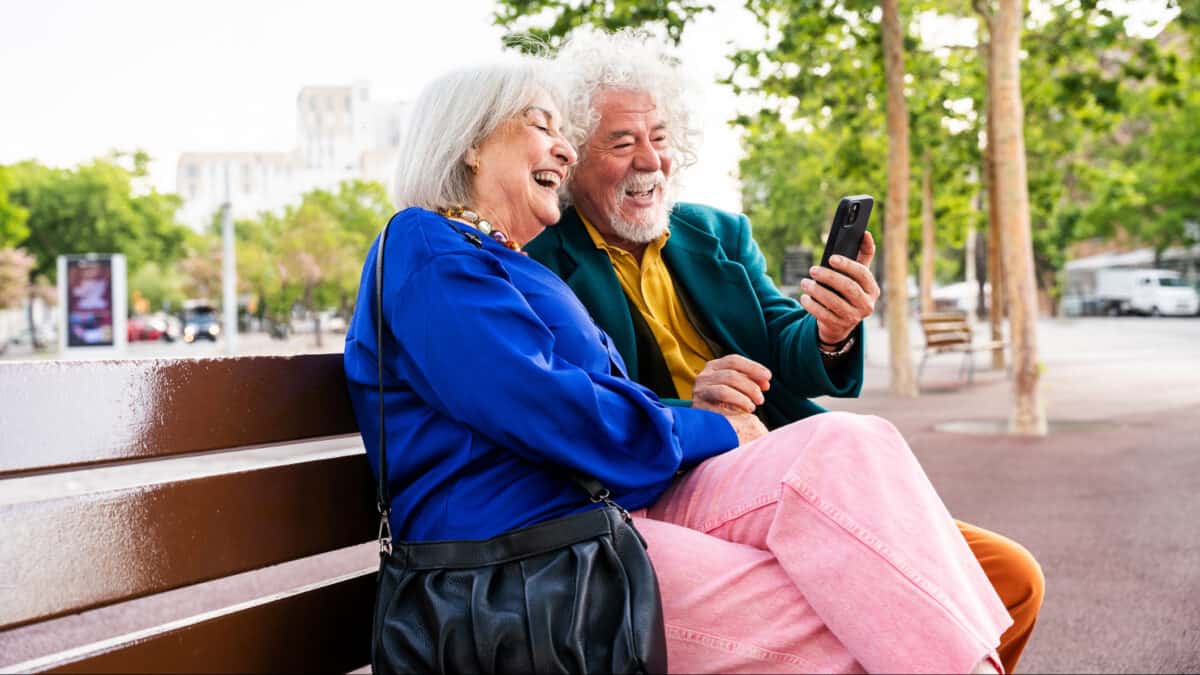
[
  {"x1": 0, "y1": 354, "x2": 376, "y2": 673},
  {"x1": 918, "y1": 311, "x2": 1008, "y2": 385}
]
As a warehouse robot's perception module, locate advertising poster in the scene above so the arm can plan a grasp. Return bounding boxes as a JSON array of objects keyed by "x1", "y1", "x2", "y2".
[{"x1": 65, "y1": 257, "x2": 115, "y2": 348}]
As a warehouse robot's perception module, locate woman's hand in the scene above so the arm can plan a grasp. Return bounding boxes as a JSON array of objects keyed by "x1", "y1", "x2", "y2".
[
  {"x1": 691, "y1": 355, "x2": 772, "y2": 415},
  {"x1": 722, "y1": 412, "x2": 768, "y2": 446}
]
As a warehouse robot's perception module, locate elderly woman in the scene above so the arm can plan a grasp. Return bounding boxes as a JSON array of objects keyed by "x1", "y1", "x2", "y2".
[{"x1": 344, "y1": 55, "x2": 1009, "y2": 674}]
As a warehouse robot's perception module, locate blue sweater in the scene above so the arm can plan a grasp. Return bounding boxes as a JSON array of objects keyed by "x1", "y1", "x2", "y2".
[{"x1": 344, "y1": 208, "x2": 739, "y2": 541}]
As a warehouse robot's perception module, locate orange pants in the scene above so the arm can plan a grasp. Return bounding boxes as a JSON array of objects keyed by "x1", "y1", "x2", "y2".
[{"x1": 958, "y1": 520, "x2": 1045, "y2": 673}]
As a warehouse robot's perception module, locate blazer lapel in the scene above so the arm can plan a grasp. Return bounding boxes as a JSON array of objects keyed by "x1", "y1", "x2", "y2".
[
  {"x1": 554, "y1": 208, "x2": 641, "y2": 379},
  {"x1": 662, "y1": 212, "x2": 771, "y2": 362}
]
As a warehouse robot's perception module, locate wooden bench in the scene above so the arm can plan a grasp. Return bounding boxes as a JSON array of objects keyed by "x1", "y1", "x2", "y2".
[
  {"x1": 918, "y1": 312, "x2": 1008, "y2": 385},
  {"x1": 0, "y1": 354, "x2": 378, "y2": 673}
]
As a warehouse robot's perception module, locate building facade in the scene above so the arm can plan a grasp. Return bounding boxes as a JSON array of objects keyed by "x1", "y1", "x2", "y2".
[{"x1": 176, "y1": 82, "x2": 408, "y2": 229}]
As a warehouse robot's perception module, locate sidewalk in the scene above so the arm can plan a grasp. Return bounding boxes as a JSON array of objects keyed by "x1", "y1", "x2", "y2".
[
  {"x1": 823, "y1": 316, "x2": 1200, "y2": 673},
  {"x1": 2, "y1": 317, "x2": 1195, "y2": 672}
]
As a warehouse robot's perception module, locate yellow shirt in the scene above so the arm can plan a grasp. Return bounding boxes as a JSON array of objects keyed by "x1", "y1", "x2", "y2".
[{"x1": 580, "y1": 215, "x2": 714, "y2": 399}]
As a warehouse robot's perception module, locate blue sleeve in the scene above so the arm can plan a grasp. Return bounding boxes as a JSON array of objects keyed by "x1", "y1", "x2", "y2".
[
  {"x1": 387, "y1": 251, "x2": 736, "y2": 491},
  {"x1": 730, "y1": 212, "x2": 864, "y2": 398}
]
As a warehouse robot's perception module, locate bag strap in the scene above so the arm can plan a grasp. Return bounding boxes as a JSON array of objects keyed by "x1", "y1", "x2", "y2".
[
  {"x1": 375, "y1": 223, "x2": 392, "y2": 557},
  {"x1": 372, "y1": 220, "x2": 631, "y2": 557}
]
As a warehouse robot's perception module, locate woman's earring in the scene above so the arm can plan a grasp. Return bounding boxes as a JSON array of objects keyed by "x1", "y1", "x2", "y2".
[{"x1": 472, "y1": 158, "x2": 481, "y2": 173}]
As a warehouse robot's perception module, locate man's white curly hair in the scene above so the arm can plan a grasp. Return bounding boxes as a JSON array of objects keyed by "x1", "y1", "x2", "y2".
[{"x1": 553, "y1": 28, "x2": 701, "y2": 173}]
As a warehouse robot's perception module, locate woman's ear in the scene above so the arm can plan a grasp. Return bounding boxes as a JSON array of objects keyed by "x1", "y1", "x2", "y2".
[{"x1": 464, "y1": 147, "x2": 481, "y2": 174}]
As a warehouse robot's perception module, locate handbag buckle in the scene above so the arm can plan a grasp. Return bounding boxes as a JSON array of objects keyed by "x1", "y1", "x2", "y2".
[
  {"x1": 378, "y1": 510, "x2": 393, "y2": 556},
  {"x1": 589, "y1": 489, "x2": 634, "y2": 527}
]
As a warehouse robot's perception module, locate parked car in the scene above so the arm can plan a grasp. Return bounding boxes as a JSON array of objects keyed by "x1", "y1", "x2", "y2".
[
  {"x1": 128, "y1": 314, "x2": 180, "y2": 342},
  {"x1": 128, "y1": 316, "x2": 163, "y2": 342},
  {"x1": 182, "y1": 306, "x2": 221, "y2": 343}
]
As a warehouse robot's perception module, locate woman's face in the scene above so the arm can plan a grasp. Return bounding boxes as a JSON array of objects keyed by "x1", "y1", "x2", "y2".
[{"x1": 467, "y1": 92, "x2": 577, "y2": 243}]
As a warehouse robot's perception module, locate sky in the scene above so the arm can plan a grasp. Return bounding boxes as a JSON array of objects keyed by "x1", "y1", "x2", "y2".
[{"x1": 0, "y1": 0, "x2": 762, "y2": 213}]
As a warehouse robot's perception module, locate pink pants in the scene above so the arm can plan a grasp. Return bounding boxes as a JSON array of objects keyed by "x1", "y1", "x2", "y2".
[{"x1": 633, "y1": 412, "x2": 1013, "y2": 674}]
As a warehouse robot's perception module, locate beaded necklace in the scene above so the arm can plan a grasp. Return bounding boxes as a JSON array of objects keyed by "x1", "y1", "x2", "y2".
[{"x1": 439, "y1": 206, "x2": 524, "y2": 254}]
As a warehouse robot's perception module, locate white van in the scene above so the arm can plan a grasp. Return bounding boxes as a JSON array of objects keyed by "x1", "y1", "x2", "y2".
[{"x1": 1095, "y1": 268, "x2": 1200, "y2": 316}]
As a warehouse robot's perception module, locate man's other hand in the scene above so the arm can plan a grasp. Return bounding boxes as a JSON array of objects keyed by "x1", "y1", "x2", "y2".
[
  {"x1": 799, "y1": 230, "x2": 880, "y2": 345},
  {"x1": 691, "y1": 355, "x2": 772, "y2": 415}
]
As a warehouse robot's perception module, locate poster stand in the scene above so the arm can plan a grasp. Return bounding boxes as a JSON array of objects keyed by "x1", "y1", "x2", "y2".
[{"x1": 57, "y1": 254, "x2": 127, "y2": 359}]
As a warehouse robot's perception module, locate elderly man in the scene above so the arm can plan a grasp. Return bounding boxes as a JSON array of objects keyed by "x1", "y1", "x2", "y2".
[{"x1": 527, "y1": 30, "x2": 1044, "y2": 673}]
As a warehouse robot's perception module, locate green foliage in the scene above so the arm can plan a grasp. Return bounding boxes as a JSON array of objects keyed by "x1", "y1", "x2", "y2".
[
  {"x1": 128, "y1": 260, "x2": 186, "y2": 312},
  {"x1": 1082, "y1": 37, "x2": 1200, "y2": 255},
  {"x1": 0, "y1": 167, "x2": 31, "y2": 249},
  {"x1": 226, "y1": 180, "x2": 394, "y2": 323},
  {"x1": 493, "y1": 0, "x2": 714, "y2": 47},
  {"x1": 4, "y1": 152, "x2": 188, "y2": 281},
  {"x1": 493, "y1": 0, "x2": 1190, "y2": 294},
  {"x1": 1010, "y1": 0, "x2": 1167, "y2": 286},
  {"x1": 729, "y1": 0, "x2": 985, "y2": 278}
]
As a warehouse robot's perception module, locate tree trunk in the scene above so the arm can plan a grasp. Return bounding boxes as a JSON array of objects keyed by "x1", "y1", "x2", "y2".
[
  {"x1": 966, "y1": 170, "x2": 980, "y2": 322},
  {"x1": 920, "y1": 152, "x2": 936, "y2": 315},
  {"x1": 990, "y1": 0, "x2": 1046, "y2": 434},
  {"x1": 27, "y1": 294, "x2": 41, "y2": 351},
  {"x1": 981, "y1": 26, "x2": 1007, "y2": 370},
  {"x1": 881, "y1": 0, "x2": 918, "y2": 397}
]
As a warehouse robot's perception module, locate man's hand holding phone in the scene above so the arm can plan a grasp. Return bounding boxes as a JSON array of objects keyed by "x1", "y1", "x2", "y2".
[{"x1": 800, "y1": 229, "x2": 880, "y2": 346}]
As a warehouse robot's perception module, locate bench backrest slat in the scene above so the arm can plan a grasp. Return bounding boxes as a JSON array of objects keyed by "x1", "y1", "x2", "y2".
[
  {"x1": 920, "y1": 312, "x2": 973, "y2": 347},
  {"x1": 22, "y1": 571, "x2": 376, "y2": 674},
  {"x1": 0, "y1": 354, "x2": 358, "y2": 476},
  {"x1": 0, "y1": 451, "x2": 375, "y2": 630}
]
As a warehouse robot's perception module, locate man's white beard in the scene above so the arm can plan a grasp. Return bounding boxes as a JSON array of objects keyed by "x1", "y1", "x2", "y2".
[{"x1": 605, "y1": 171, "x2": 674, "y2": 244}]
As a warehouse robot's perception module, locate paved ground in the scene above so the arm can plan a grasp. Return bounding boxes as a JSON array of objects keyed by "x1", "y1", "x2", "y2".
[
  {"x1": 3, "y1": 316, "x2": 1198, "y2": 672},
  {"x1": 825, "y1": 315, "x2": 1200, "y2": 673}
]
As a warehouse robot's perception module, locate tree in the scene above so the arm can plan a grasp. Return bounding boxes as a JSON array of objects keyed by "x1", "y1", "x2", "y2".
[
  {"x1": 178, "y1": 233, "x2": 223, "y2": 302},
  {"x1": 220, "y1": 180, "x2": 392, "y2": 345},
  {"x1": 128, "y1": 261, "x2": 186, "y2": 313},
  {"x1": 0, "y1": 248, "x2": 34, "y2": 310},
  {"x1": 1082, "y1": 26, "x2": 1198, "y2": 257},
  {"x1": 494, "y1": 0, "x2": 713, "y2": 48},
  {"x1": 881, "y1": 0, "x2": 919, "y2": 396},
  {"x1": 0, "y1": 166, "x2": 30, "y2": 249},
  {"x1": 5, "y1": 153, "x2": 188, "y2": 281},
  {"x1": 0, "y1": 248, "x2": 35, "y2": 353},
  {"x1": 980, "y1": 0, "x2": 1045, "y2": 434}
]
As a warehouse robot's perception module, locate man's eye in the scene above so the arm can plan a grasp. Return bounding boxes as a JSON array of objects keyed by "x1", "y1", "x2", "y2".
[{"x1": 613, "y1": 142, "x2": 634, "y2": 150}]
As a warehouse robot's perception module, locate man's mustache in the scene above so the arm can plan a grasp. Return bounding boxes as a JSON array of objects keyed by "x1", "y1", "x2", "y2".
[{"x1": 617, "y1": 171, "x2": 667, "y2": 194}]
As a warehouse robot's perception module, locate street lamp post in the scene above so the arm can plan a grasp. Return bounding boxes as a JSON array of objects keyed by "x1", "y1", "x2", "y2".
[{"x1": 221, "y1": 164, "x2": 239, "y2": 355}]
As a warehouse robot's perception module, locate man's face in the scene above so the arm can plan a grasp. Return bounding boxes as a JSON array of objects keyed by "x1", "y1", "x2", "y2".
[{"x1": 568, "y1": 88, "x2": 674, "y2": 245}]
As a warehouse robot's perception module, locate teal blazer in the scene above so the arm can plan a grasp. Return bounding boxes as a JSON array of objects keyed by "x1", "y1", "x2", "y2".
[{"x1": 525, "y1": 203, "x2": 864, "y2": 429}]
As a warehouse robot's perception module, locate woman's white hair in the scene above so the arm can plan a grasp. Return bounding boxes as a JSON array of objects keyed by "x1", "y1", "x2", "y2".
[
  {"x1": 392, "y1": 55, "x2": 563, "y2": 211},
  {"x1": 553, "y1": 28, "x2": 701, "y2": 171}
]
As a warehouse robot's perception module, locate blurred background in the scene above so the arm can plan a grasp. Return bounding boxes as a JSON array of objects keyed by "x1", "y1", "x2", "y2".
[{"x1": 0, "y1": 0, "x2": 1195, "y2": 363}]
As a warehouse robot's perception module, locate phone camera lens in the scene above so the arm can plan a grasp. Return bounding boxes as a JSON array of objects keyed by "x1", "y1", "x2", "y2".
[{"x1": 848, "y1": 203, "x2": 860, "y2": 221}]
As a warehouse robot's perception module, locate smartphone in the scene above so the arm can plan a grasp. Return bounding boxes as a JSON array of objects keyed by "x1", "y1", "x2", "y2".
[
  {"x1": 813, "y1": 195, "x2": 873, "y2": 298},
  {"x1": 819, "y1": 195, "x2": 874, "y2": 269}
]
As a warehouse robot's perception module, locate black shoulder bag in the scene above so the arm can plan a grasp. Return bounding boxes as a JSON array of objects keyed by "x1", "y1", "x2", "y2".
[{"x1": 370, "y1": 222, "x2": 668, "y2": 674}]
